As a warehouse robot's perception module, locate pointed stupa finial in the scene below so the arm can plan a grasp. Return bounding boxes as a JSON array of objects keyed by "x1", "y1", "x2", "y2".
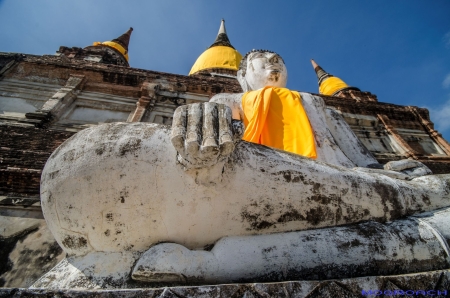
[
  {"x1": 311, "y1": 59, "x2": 332, "y2": 85},
  {"x1": 209, "y1": 19, "x2": 235, "y2": 49},
  {"x1": 112, "y1": 27, "x2": 133, "y2": 51},
  {"x1": 218, "y1": 19, "x2": 227, "y2": 35}
]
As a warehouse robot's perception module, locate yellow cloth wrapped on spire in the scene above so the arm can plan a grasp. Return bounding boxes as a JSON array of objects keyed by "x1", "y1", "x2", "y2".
[
  {"x1": 242, "y1": 87, "x2": 317, "y2": 158},
  {"x1": 93, "y1": 41, "x2": 129, "y2": 61},
  {"x1": 319, "y1": 76, "x2": 349, "y2": 96}
]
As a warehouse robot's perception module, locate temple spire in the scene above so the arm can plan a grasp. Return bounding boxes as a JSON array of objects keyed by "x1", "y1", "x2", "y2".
[
  {"x1": 218, "y1": 19, "x2": 227, "y2": 35},
  {"x1": 112, "y1": 27, "x2": 133, "y2": 51},
  {"x1": 189, "y1": 19, "x2": 242, "y2": 76},
  {"x1": 209, "y1": 19, "x2": 235, "y2": 49},
  {"x1": 311, "y1": 59, "x2": 333, "y2": 85},
  {"x1": 310, "y1": 59, "x2": 360, "y2": 96}
]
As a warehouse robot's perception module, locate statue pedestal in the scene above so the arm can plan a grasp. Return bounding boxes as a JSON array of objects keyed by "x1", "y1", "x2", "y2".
[{"x1": 11, "y1": 269, "x2": 450, "y2": 297}]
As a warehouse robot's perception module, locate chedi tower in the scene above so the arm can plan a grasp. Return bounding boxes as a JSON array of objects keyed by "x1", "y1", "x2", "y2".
[
  {"x1": 189, "y1": 19, "x2": 242, "y2": 77},
  {"x1": 311, "y1": 59, "x2": 377, "y2": 102},
  {"x1": 57, "y1": 27, "x2": 133, "y2": 67}
]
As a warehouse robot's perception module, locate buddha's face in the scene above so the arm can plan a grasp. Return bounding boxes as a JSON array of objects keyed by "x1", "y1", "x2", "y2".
[{"x1": 244, "y1": 51, "x2": 288, "y2": 91}]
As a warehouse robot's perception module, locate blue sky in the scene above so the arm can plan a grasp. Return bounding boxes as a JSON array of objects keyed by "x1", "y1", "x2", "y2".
[{"x1": 1, "y1": 0, "x2": 450, "y2": 140}]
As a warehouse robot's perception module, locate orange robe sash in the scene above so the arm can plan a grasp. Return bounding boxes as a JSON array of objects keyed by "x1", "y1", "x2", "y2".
[{"x1": 242, "y1": 87, "x2": 317, "y2": 158}]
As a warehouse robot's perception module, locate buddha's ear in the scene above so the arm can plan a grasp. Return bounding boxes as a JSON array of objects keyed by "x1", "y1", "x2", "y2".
[{"x1": 237, "y1": 69, "x2": 250, "y2": 92}]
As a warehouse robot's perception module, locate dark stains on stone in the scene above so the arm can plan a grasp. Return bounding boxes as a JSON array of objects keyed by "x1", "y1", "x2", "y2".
[
  {"x1": 2, "y1": 269, "x2": 450, "y2": 296},
  {"x1": 421, "y1": 195, "x2": 431, "y2": 206},
  {"x1": 95, "y1": 145, "x2": 105, "y2": 156},
  {"x1": 306, "y1": 206, "x2": 333, "y2": 226},
  {"x1": 254, "y1": 220, "x2": 273, "y2": 230},
  {"x1": 241, "y1": 209, "x2": 275, "y2": 231},
  {"x1": 282, "y1": 171, "x2": 292, "y2": 183},
  {"x1": 203, "y1": 243, "x2": 214, "y2": 251},
  {"x1": 373, "y1": 181, "x2": 403, "y2": 220},
  {"x1": 355, "y1": 222, "x2": 386, "y2": 238},
  {"x1": 277, "y1": 209, "x2": 305, "y2": 223},
  {"x1": 123, "y1": 244, "x2": 134, "y2": 252},
  {"x1": 0, "y1": 227, "x2": 38, "y2": 286},
  {"x1": 337, "y1": 239, "x2": 362, "y2": 250},
  {"x1": 262, "y1": 246, "x2": 276, "y2": 254},
  {"x1": 119, "y1": 188, "x2": 129, "y2": 203},
  {"x1": 104, "y1": 230, "x2": 110, "y2": 237},
  {"x1": 106, "y1": 213, "x2": 114, "y2": 222},
  {"x1": 61, "y1": 235, "x2": 87, "y2": 249},
  {"x1": 241, "y1": 200, "x2": 307, "y2": 230},
  {"x1": 48, "y1": 170, "x2": 60, "y2": 180},
  {"x1": 119, "y1": 138, "x2": 142, "y2": 156},
  {"x1": 62, "y1": 149, "x2": 76, "y2": 162},
  {"x1": 310, "y1": 194, "x2": 333, "y2": 205},
  {"x1": 236, "y1": 253, "x2": 449, "y2": 284},
  {"x1": 272, "y1": 170, "x2": 305, "y2": 183}
]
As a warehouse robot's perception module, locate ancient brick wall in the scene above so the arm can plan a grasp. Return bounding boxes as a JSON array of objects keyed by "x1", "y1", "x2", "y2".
[{"x1": 0, "y1": 124, "x2": 74, "y2": 199}]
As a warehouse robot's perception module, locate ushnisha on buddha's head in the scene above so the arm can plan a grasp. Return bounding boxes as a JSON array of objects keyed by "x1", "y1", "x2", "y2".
[{"x1": 237, "y1": 49, "x2": 288, "y2": 92}]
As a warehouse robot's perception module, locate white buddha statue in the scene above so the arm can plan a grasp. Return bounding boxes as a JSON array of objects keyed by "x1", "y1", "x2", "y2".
[
  {"x1": 35, "y1": 50, "x2": 450, "y2": 288},
  {"x1": 174, "y1": 49, "x2": 381, "y2": 170}
]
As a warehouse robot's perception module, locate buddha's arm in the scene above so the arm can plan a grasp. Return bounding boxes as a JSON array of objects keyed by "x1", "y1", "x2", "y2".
[
  {"x1": 324, "y1": 108, "x2": 379, "y2": 167},
  {"x1": 325, "y1": 107, "x2": 432, "y2": 177}
]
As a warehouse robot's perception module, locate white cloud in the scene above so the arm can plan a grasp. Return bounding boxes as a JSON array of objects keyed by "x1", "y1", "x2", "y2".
[
  {"x1": 429, "y1": 98, "x2": 450, "y2": 135},
  {"x1": 444, "y1": 31, "x2": 450, "y2": 49},
  {"x1": 443, "y1": 74, "x2": 450, "y2": 89}
]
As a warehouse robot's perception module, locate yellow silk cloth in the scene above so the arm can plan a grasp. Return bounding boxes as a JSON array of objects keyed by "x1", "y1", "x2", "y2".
[
  {"x1": 242, "y1": 87, "x2": 317, "y2": 158},
  {"x1": 319, "y1": 76, "x2": 349, "y2": 96},
  {"x1": 189, "y1": 46, "x2": 242, "y2": 75},
  {"x1": 93, "y1": 41, "x2": 129, "y2": 61}
]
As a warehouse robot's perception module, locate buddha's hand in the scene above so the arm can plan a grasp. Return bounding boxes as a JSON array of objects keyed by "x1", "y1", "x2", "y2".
[
  {"x1": 384, "y1": 159, "x2": 432, "y2": 178},
  {"x1": 171, "y1": 103, "x2": 243, "y2": 169}
]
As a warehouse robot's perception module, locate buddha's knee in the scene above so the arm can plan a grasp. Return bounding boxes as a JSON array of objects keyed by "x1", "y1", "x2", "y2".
[{"x1": 41, "y1": 123, "x2": 176, "y2": 255}]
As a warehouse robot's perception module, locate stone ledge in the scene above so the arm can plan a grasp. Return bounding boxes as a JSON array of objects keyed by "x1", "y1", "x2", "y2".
[
  {"x1": 0, "y1": 196, "x2": 40, "y2": 208},
  {"x1": 2, "y1": 269, "x2": 449, "y2": 298}
]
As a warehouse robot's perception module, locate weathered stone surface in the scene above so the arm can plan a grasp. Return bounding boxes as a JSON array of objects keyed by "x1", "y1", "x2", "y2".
[
  {"x1": 384, "y1": 159, "x2": 431, "y2": 172},
  {"x1": 131, "y1": 208, "x2": 450, "y2": 284},
  {"x1": 0, "y1": 214, "x2": 64, "y2": 287},
  {"x1": 40, "y1": 122, "x2": 450, "y2": 257},
  {"x1": 3, "y1": 269, "x2": 450, "y2": 297},
  {"x1": 353, "y1": 167, "x2": 411, "y2": 180}
]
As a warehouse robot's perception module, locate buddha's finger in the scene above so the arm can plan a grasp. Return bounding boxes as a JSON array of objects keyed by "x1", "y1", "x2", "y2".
[
  {"x1": 170, "y1": 105, "x2": 187, "y2": 157},
  {"x1": 218, "y1": 104, "x2": 234, "y2": 156},
  {"x1": 200, "y1": 102, "x2": 219, "y2": 158},
  {"x1": 186, "y1": 103, "x2": 203, "y2": 157}
]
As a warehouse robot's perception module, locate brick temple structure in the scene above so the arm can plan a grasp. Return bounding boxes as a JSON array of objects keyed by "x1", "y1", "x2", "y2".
[{"x1": 1, "y1": 21, "x2": 449, "y2": 291}]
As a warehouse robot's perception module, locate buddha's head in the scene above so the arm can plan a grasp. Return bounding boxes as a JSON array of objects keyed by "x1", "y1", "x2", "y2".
[{"x1": 237, "y1": 49, "x2": 288, "y2": 92}]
